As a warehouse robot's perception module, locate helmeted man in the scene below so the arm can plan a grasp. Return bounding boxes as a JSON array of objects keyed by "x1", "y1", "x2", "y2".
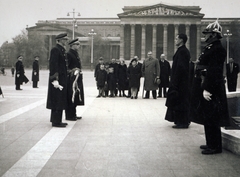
[
  {"x1": 190, "y1": 20, "x2": 230, "y2": 154},
  {"x1": 142, "y1": 51, "x2": 160, "y2": 99},
  {"x1": 65, "y1": 38, "x2": 84, "y2": 121},
  {"x1": 32, "y1": 56, "x2": 40, "y2": 88},
  {"x1": 46, "y1": 33, "x2": 69, "y2": 128}
]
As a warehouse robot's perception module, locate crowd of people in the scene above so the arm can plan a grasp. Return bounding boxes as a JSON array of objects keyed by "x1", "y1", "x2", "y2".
[{"x1": 94, "y1": 52, "x2": 171, "y2": 99}]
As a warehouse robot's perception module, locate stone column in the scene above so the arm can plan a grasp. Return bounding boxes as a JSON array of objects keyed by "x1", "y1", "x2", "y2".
[
  {"x1": 120, "y1": 24, "x2": 125, "y2": 59},
  {"x1": 196, "y1": 24, "x2": 201, "y2": 59},
  {"x1": 163, "y1": 24, "x2": 168, "y2": 58},
  {"x1": 141, "y1": 24, "x2": 146, "y2": 59},
  {"x1": 186, "y1": 24, "x2": 190, "y2": 50},
  {"x1": 110, "y1": 45, "x2": 113, "y2": 59},
  {"x1": 130, "y1": 24, "x2": 135, "y2": 58},
  {"x1": 174, "y1": 24, "x2": 179, "y2": 52},
  {"x1": 152, "y1": 24, "x2": 157, "y2": 58},
  {"x1": 48, "y1": 35, "x2": 52, "y2": 59}
]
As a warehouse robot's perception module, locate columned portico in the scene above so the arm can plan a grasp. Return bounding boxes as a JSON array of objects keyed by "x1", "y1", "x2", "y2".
[{"x1": 118, "y1": 3, "x2": 204, "y2": 61}]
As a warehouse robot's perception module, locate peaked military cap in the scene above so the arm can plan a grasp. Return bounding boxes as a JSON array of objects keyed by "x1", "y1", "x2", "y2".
[
  {"x1": 68, "y1": 38, "x2": 79, "y2": 45},
  {"x1": 55, "y1": 33, "x2": 68, "y2": 40}
]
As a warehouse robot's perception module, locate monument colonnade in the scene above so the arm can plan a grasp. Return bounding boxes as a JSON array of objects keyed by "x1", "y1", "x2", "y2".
[{"x1": 119, "y1": 22, "x2": 202, "y2": 60}]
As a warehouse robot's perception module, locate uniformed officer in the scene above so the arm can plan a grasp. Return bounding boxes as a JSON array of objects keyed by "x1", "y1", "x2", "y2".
[
  {"x1": 65, "y1": 38, "x2": 84, "y2": 121},
  {"x1": 32, "y1": 56, "x2": 40, "y2": 88},
  {"x1": 46, "y1": 33, "x2": 69, "y2": 128},
  {"x1": 190, "y1": 20, "x2": 230, "y2": 154}
]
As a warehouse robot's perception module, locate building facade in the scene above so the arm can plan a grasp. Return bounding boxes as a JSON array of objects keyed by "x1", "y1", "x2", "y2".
[{"x1": 27, "y1": 3, "x2": 240, "y2": 67}]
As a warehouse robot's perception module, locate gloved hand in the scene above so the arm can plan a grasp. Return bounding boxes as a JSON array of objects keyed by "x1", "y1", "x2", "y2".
[
  {"x1": 203, "y1": 90, "x2": 212, "y2": 101},
  {"x1": 52, "y1": 80, "x2": 63, "y2": 90}
]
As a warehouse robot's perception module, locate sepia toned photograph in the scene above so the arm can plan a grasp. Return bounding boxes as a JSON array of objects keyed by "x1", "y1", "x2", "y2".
[{"x1": 0, "y1": 0, "x2": 240, "y2": 176}]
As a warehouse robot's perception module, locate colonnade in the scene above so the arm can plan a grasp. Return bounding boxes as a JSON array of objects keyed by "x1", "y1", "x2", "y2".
[{"x1": 120, "y1": 23, "x2": 202, "y2": 60}]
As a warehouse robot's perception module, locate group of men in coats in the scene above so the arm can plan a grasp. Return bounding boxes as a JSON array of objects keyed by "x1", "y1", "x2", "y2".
[{"x1": 46, "y1": 33, "x2": 84, "y2": 128}]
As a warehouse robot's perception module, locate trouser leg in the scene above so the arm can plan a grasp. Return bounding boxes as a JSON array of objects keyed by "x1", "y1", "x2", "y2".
[
  {"x1": 204, "y1": 123, "x2": 222, "y2": 150},
  {"x1": 152, "y1": 90, "x2": 157, "y2": 99},
  {"x1": 50, "y1": 109, "x2": 63, "y2": 123},
  {"x1": 163, "y1": 87, "x2": 167, "y2": 97},
  {"x1": 65, "y1": 106, "x2": 76, "y2": 120},
  {"x1": 145, "y1": 91, "x2": 150, "y2": 98}
]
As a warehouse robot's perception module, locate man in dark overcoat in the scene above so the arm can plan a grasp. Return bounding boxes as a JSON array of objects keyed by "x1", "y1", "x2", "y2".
[
  {"x1": 32, "y1": 56, "x2": 39, "y2": 88},
  {"x1": 142, "y1": 51, "x2": 160, "y2": 99},
  {"x1": 46, "y1": 33, "x2": 69, "y2": 128},
  {"x1": 15, "y1": 55, "x2": 28, "y2": 90},
  {"x1": 189, "y1": 20, "x2": 230, "y2": 154},
  {"x1": 165, "y1": 34, "x2": 190, "y2": 128},
  {"x1": 226, "y1": 58, "x2": 239, "y2": 92},
  {"x1": 158, "y1": 54, "x2": 171, "y2": 98},
  {"x1": 65, "y1": 38, "x2": 84, "y2": 121}
]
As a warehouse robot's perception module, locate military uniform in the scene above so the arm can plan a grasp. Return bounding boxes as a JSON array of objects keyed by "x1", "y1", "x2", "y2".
[
  {"x1": 32, "y1": 58, "x2": 39, "y2": 88},
  {"x1": 190, "y1": 20, "x2": 230, "y2": 154},
  {"x1": 46, "y1": 33, "x2": 68, "y2": 127},
  {"x1": 65, "y1": 46, "x2": 84, "y2": 120}
]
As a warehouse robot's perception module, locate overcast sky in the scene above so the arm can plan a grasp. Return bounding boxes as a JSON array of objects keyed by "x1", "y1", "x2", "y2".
[{"x1": 0, "y1": 0, "x2": 239, "y2": 45}]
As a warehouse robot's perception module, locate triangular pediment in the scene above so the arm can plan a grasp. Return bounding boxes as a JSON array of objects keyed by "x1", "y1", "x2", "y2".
[{"x1": 118, "y1": 3, "x2": 204, "y2": 17}]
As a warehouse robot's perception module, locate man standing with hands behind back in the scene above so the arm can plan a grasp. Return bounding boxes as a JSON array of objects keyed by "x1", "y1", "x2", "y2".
[{"x1": 46, "y1": 33, "x2": 69, "y2": 128}]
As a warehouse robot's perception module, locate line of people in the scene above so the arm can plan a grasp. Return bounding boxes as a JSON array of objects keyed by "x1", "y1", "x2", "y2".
[{"x1": 94, "y1": 53, "x2": 171, "y2": 99}]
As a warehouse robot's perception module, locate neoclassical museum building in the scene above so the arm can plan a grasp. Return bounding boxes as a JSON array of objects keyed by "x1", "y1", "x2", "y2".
[{"x1": 27, "y1": 3, "x2": 240, "y2": 67}]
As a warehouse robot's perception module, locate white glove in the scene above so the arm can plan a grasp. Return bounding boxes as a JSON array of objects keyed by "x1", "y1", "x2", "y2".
[
  {"x1": 17, "y1": 74, "x2": 20, "y2": 77},
  {"x1": 203, "y1": 90, "x2": 212, "y2": 101},
  {"x1": 52, "y1": 80, "x2": 63, "y2": 90}
]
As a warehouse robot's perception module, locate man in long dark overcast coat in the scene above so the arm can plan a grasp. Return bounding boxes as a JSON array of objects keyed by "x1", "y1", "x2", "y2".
[{"x1": 165, "y1": 34, "x2": 191, "y2": 128}]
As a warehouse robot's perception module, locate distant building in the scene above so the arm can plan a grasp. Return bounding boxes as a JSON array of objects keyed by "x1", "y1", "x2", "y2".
[{"x1": 27, "y1": 3, "x2": 240, "y2": 68}]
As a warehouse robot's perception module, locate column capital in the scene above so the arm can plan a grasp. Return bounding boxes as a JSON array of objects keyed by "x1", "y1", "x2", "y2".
[{"x1": 130, "y1": 24, "x2": 135, "y2": 26}]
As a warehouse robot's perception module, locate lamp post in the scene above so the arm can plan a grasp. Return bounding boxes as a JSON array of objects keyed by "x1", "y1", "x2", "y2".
[
  {"x1": 67, "y1": 9, "x2": 80, "y2": 39},
  {"x1": 88, "y1": 29, "x2": 96, "y2": 71},
  {"x1": 224, "y1": 29, "x2": 232, "y2": 64}
]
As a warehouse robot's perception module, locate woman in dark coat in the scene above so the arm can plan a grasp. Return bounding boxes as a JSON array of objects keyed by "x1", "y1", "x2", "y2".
[
  {"x1": 127, "y1": 58, "x2": 142, "y2": 99},
  {"x1": 117, "y1": 59, "x2": 128, "y2": 97},
  {"x1": 32, "y1": 56, "x2": 39, "y2": 88},
  {"x1": 190, "y1": 20, "x2": 230, "y2": 155}
]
